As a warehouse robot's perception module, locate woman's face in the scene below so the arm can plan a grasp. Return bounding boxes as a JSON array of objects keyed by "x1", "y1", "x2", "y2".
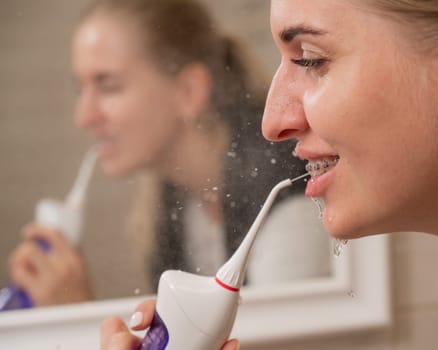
[
  {"x1": 73, "y1": 14, "x2": 184, "y2": 177},
  {"x1": 264, "y1": 0, "x2": 438, "y2": 237}
]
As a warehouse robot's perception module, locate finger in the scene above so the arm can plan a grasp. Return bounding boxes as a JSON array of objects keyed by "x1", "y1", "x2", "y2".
[
  {"x1": 25, "y1": 224, "x2": 82, "y2": 273},
  {"x1": 107, "y1": 331, "x2": 141, "y2": 350},
  {"x1": 222, "y1": 339, "x2": 240, "y2": 350},
  {"x1": 101, "y1": 317, "x2": 141, "y2": 350},
  {"x1": 9, "y1": 240, "x2": 49, "y2": 283},
  {"x1": 24, "y1": 224, "x2": 72, "y2": 253},
  {"x1": 101, "y1": 317, "x2": 124, "y2": 350},
  {"x1": 9, "y1": 255, "x2": 38, "y2": 290},
  {"x1": 129, "y1": 300, "x2": 156, "y2": 331}
]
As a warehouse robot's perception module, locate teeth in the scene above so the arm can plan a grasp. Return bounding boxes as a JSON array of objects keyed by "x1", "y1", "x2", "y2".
[{"x1": 305, "y1": 157, "x2": 339, "y2": 177}]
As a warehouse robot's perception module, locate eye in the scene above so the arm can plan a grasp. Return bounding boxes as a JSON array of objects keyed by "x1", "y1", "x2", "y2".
[
  {"x1": 98, "y1": 80, "x2": 122, "y2": 94},
  {"x1": 290, "y1": 58, "x2": 326, "y2": 69},
  {"x1": 95, "y1": 74, "x2": 122, "y2": 94}
]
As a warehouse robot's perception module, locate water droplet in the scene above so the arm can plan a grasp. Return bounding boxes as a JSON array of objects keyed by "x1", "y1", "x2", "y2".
[
  {"x1": 134, "y1": 288, "x2": 141, "y2": 295},
  {"x1": 311, "y1": 197, "x2": 324, "y2": 219},
  {"x1": 226, "y1": 193, "x2": 231, "y2": 198},
  {"x1": 348, "y1": 289, "x2": 356, "y2": 298},
  {"x1": 333, "y1": 238, "x2": 348, "y2": 258},
  {"x1": 270, "y1": 158, "x2": 277, "y2": 164},
  {"x1": 171, "y1": 213, "x2": 178, "y2": 221},
  {"x1": 196, "y1": 267, "x2": 201, "y2": 273},
  {"x1": 212, "y1": 186, "x2": 219, "y2": 191}
]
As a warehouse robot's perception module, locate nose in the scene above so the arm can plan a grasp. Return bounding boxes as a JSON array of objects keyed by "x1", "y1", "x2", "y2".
[
  {"x1": 262, "y1": 66, "x2": 309, "y2": 142},
  {"x1": 74, "y1": 89, "x2": 102, "y2": 130}
]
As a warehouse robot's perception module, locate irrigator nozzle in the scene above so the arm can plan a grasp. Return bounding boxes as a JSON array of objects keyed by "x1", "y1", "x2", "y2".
[
  {"x1": 215, "y1": 173, "x2": 310, "y2": 290},
  {"x1": 65, "y1": 147, "x2": 97, "y2": 210}
]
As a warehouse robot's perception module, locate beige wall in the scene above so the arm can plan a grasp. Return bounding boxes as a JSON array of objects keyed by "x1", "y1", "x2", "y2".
[
  {"x1": 0, "y1": 0, "x2": 143, "y2": 300},
  {"x1": 2, "y1": 1, "x2": 438, "y2": 349},
  {"x1": 243, "y1": 232, "x2": 438, "y2": 350}
]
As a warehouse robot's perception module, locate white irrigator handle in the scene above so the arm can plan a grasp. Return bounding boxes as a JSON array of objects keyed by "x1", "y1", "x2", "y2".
[
  {"x1": 64, "y1": 148, "x2": 98, "y2": 211},
  {"x1": 35, "y1": 148, "x2": 97, "y2": 245},
  {"x1": 216, "y1": 172, "x2": 310, "y2": 289}
]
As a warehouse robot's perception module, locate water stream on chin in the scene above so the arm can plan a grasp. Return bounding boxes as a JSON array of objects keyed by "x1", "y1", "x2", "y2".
[
  {"x1": 333, "y1": 238, "x2": 348, "y2": 258},
  {"x1": 310, "y1": 197, "x2": 349, "y2": 258},
  {"x1": 310, "y1": 195, "x2": 351, "y2": 292},
  {"x1": 311, "y1": 197, "x2": 324, "y2": 219}
]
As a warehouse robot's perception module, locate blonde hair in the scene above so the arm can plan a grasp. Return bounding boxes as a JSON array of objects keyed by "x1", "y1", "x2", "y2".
[
  {"x1": 80, "y1": 0, "x2": 268, "y2": 129},
  {"x1": 369, "y1": 0, "x2": 438, "y2": 50}
]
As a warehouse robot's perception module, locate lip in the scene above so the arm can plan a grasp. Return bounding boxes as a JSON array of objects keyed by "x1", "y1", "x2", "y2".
[
  {"x1": 95, "y1": 137, "x2": 116, "y2": 158},
  {"x1": 294, "y1": 144, "x2": 339, "y2": 162},
  {"x1": 294, "y1": 145, "x2": 339, "y2": 198},
  {"x1": 305, "y1": 167, "x2": 337, "y2": 197}
]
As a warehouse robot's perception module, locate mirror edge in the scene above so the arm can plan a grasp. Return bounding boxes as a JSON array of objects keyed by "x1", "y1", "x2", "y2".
[{"x1": 0, "y1": 235, "x2": 391, "y2": 348}]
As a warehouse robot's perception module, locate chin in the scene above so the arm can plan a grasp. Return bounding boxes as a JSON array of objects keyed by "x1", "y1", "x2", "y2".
[
  {"x1": 322, "y1": 206, "x2": 369, "y2": 240},
  {"x1": 101, "y1": 161, "x2": 133, "y2": 179},
  {"x1": 323, "y1": 213, "x2": 389, "y2": 240}
]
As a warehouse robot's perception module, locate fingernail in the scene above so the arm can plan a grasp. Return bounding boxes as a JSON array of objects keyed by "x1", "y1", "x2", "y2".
[{"x1": 129, "y1": 311, "x2": 143, "y2": 329}]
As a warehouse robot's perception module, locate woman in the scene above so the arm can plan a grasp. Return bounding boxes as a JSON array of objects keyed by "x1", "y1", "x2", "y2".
[
  {"x1": 106, "y1": 0, "x2": 438, "y2": 349},
  {"x1": 6, "y1": 0, "x2": 328, "y2": 311}
]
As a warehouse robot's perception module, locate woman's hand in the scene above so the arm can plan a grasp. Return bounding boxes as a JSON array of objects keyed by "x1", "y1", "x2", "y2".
[
  {"x1": 8, "y1": 223, "x2": 92, "y2": 306},
  {"x1": 101, "y1": 300, "x2": 240, "y2": 350}
]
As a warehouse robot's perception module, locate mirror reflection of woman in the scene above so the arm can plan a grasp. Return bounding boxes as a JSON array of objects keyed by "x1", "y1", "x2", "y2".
[{"x1": 7, "y1": 0, "x2": 328, "y2": 317}]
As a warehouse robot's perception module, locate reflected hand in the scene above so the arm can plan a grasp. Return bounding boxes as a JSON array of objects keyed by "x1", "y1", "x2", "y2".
[
  {"x1": 8, "y1": 223, "x2": 92, "y2": 306},
  {"x1": 101, "y1": 300, "x2": 240, "y2": 350}
]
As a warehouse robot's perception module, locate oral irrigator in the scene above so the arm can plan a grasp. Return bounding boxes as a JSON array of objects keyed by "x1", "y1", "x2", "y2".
[
  {"x1": 35, "y1": 148, "x2": 97, "y2": 246},
  {"x1": 139, "y1": 173, "x2": 309, "y2": 350},
  {"x1": 0, "y1": 148, "x2": 97, "y2": 311}
]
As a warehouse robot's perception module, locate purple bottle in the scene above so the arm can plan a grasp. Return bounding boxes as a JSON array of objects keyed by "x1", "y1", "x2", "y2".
[
  {"x1": 0, "y1": 238, "x2": 50, "y2": 311},
  {"x1": 138, "y1": 312, "x2": 169, "y2": 350}
]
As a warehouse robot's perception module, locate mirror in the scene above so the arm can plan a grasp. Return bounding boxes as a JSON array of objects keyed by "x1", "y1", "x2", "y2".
[
  {"x1": 0, "y1": 1, "x2": 391, "y2": 348},
  {"x1": 0, "y1": 0, "x2": 332, "y2": 307}
]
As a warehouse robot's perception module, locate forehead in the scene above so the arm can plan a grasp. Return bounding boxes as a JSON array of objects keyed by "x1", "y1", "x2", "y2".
[
  {"x1": 74, "y1": 13, "x2": 146, "y2": 65},
  {"x1": 269, "y1": 0, "x2": 362, "y2": 40}
]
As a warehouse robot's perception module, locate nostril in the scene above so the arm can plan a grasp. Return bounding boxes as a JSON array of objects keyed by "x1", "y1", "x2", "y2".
[{"x1": 277, "y1": 129, "x2": 297, "y2": 140}]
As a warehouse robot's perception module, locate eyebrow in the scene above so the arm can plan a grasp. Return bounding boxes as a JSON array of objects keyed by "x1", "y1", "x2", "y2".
[{"x1": 279, "y1": 26, "x2": 326, "y2": 42}]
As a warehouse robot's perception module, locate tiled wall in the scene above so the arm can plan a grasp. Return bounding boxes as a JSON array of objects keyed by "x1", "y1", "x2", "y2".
[{"x1": 2, "y1": 1, "x2": 438, "y2": 349}]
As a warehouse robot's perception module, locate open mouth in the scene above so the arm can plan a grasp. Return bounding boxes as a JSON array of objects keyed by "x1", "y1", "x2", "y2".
[{"x1": 305, "y1": 156, "x2": 339, "y2": 177}]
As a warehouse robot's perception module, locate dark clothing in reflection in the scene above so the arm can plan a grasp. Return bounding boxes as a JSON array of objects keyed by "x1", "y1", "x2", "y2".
[{"x1": 150, "y1": 105, "x2": 306, "y2": 290}]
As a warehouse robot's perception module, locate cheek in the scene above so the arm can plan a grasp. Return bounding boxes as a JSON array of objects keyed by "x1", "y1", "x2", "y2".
[{"x1": 302, "y1": 64, "x2": 389, "y2": 151}]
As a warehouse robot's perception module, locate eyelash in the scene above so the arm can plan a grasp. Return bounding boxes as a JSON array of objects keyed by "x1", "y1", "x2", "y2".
[{"x1": 291, "y1": 58, "x2": 326, "y2": 69}]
